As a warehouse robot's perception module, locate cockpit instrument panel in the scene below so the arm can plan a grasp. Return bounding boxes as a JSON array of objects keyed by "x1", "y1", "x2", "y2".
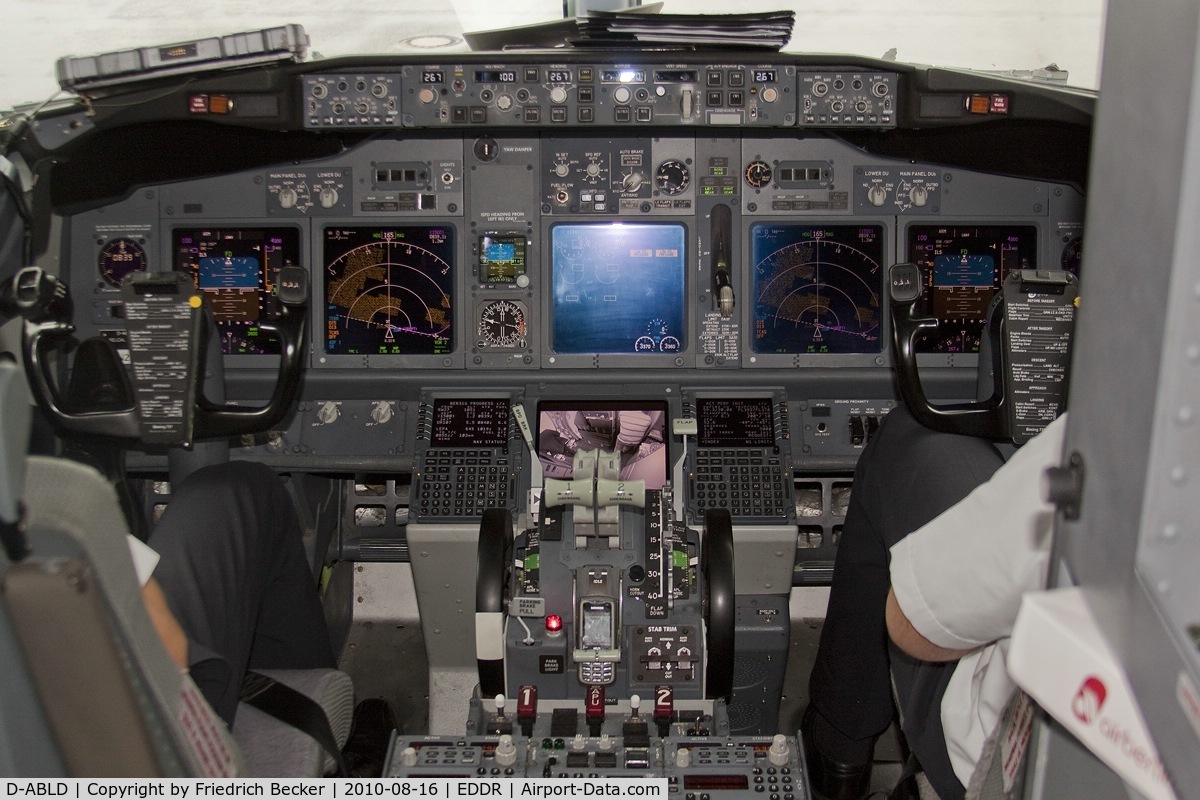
[
  {"x1": 478, "y1": 233, "x2": 529, "y2": 286},
  {"x1": 696, "y1": 398, "x2": 776, "y2": 448},
  {"x1": 172, "y1": 227, "x2": 301, "y2": 355},
  {"x1": 323, "y1": 226, "x2": 453, "y2": 356},
  {"x1": 429, "y1": 398, "x2": 511, "y2": 448},
  {"x1": 550, "y1": 223, "x2": 687, "y2": 356},
  {"x1": 537, "y1": 400, "x2": 669, "y2": 489},
  {"x1": 905, "y1": 225, "x2": 1040, "y2": 353},
  {"x1": 751, "y1": 224, "x2": 884, "y2": 354},
  {"x1": 99, "y1": 237, "x2": 148, "y2": 288}
]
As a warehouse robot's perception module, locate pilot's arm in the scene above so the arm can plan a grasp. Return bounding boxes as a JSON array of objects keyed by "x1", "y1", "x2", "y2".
[
  {"x1": 143, "y1": 577, "x2": 189, "y2": 669},
  {"x1": 885, "y1": 414, "x2": 1067, "y2": 661},
  {"x1": 128, "y1": 535, "x2": 189, "y2": 669}
]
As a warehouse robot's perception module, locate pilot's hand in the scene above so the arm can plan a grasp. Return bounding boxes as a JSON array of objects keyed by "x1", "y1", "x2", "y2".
[
  {"x1": 616, "y1": 411, "x2": 653, "y2": 450},
  {"x1": 142, "y1": 576, "x2": 189, "y2": 670}
]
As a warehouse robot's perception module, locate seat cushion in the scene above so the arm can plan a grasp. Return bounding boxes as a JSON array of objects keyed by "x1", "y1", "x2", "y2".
[{"x1": 232, "y1": 668, "x2": 354, "y2": 777}]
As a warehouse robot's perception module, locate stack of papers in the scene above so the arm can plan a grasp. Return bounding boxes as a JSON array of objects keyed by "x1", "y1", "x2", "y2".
[{"x1": 575, "y1": 10, "x2": 795, "y2": 50}]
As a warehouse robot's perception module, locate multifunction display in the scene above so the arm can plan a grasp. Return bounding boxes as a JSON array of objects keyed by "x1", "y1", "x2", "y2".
[
  {"x1": 429, "y1": 398, "x2": 511, "y2": 447},
  {"x1": 172, "y1": 227, "x2": 301, "y2": 354},
  {"x1": 550, "y1": 223, "x2": 687, "y2": 355},
  {"x1": 324, "y1": 227, "x2": 453, "y2": 356},
  {"x1": 696, "y1": 398, "x2": 776, "y2": 447},
  {"x1": 906, "y1": 225, "x2": 1037, "y2": 352},
  {"x1": 751, "y1": 224, "x2": 884, "y2": 354}
]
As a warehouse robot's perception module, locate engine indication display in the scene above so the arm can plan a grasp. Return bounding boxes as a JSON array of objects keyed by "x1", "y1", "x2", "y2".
[
  {"x1": 906, "y1": 225, "x2": 1038, "y2": 352},
  {"x1": 550, "y1": 223, "x2": 686, "y2": 355},
  {"x1": 751, "y1": 224, "x2": 884, "y2": 354},
  {"x1": 172, "y1": 227, "x2": 301, "y2": 354},
  {"x1": 324, "y1": 227, "x2": 453, "y2": 356}
]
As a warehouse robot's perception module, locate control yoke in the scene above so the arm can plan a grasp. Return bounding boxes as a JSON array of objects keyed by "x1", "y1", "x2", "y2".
[
  {"x1": 889, "y1": 264, "x2": 1077, "y2": 443},
  {"x1": 16, "y1": 266, "x2": 310, "y2": 446}
]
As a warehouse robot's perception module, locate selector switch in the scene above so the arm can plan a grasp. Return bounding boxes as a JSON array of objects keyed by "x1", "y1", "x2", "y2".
[
  {"x1": 370, "y1": 401, "x2": 393, "y2": 425},
  {"x1": 316, "y1": 401, "x2": 340, "y2": 425}
]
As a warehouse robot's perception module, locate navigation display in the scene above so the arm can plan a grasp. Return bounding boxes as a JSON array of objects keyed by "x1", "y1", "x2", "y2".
[
  {"x1": 324, "y1": 227, "x2": 453, "y2": 356},
  {"x1": 907, "y1": 225, "x2": 1038, "y2": 353},
  {"x1": 537, "y1": 401, "x2": 669, "y2": 490},
  {"x1": 751, "y1": 224, "x2": 884, "y2": 354},
  {"x1": 697, "y1": 398, "x2": 776, "y2": 447},
  {"x1": 550, "y1": 223, "x2": 687, "y2": 355},
  {"x1": 173, "y1": 227, "x2": 301, "y2": 355},
  {"x1": 429, "y1": 398, "x2": 510, "y2": 447}
]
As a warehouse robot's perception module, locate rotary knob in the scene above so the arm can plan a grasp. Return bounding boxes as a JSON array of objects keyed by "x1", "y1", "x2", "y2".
[
  {"x1": 418, "y1": 87, "x2": 437, "y2": 104},
  {"x1": 768, "y1": 734, "x2": 790, "y2": 766},
  {"x1": 399, "y1": 747, "x2": 418, "y2": 767},
  {"x1": 370, "y1": 401, "x2": 394, "y2": 425},
  {"x1": 554, "y1": 161, "x2": 570, "y2": 178},
  {"x1": 316, "y1": 401, "x2": 340, "y2": 425},
  {"x1": 867, "y1": 184, "x2": 888, "y2": 207},
  {"x1": 494, "y1": 735, "x2": 517, "y2": 767},
  {"x1": 549, "y1": 86, "x2": 568, "y2": 104},
  {"x1": 909, "y1": 184, "x2": 929, "y2": 207},
  {"x1": 622, "y1": 171, "x2": 644, "y2": 192},
  {"x1": 613, "y1": 86, "x2": 632, "y2": 104},
  {"x1": 496, "y1": 94, "x2": 514, "y2": 111},
  {"x1": 319, "y1": 187, "x2": 339, "y2": 209},
  {"x1": 278, "y1": 187, "x2": 298, "y2": 209}
]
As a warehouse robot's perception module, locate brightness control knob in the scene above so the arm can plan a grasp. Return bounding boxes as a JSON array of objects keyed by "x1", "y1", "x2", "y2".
[
  {"x1": 316, "y1": 402, "x2": 340, "y2": 425},
  {"x1": 370, "y1": 401, "x2": 393, "y2": 425}
]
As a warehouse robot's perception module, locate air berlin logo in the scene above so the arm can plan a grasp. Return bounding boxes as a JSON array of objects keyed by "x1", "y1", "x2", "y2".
[{"x1": 1072, "y1": 676, "x2": 1108, "y2": 724}]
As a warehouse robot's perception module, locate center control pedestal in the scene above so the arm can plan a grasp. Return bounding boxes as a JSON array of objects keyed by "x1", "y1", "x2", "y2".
[{"x1": 384, "y1": 695, "x2": 810, "y2": 799}]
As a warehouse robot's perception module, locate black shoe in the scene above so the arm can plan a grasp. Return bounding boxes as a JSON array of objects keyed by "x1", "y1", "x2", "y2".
[
  {"x1": 342, "y1": 698, "x2": 398, "y2": 778},
  {"x1": 801, "y1": 707, "x2": 873, "y2": 800}
]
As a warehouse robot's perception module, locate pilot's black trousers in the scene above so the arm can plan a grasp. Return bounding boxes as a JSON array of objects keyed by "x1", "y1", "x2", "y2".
[
  {"x1": 806, "y1": 408, "x2": 1004, "y2": 800},
  {"x1": 148, "y1": 461, "x2": 337, "y2": 727}
]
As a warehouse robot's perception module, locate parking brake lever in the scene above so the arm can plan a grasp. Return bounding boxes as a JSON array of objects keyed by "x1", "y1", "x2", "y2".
[{"x1": 710, "y1": 204, "x2": 734, "y2": 318}]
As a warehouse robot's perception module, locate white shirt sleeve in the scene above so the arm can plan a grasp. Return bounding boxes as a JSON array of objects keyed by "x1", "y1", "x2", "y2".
[
  {"x1": 889, "y1": 413, "x2": 1068, "y2": 651},
  {"x1": 126, "y1": 534, "x2": 160, "y2": 586}
]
